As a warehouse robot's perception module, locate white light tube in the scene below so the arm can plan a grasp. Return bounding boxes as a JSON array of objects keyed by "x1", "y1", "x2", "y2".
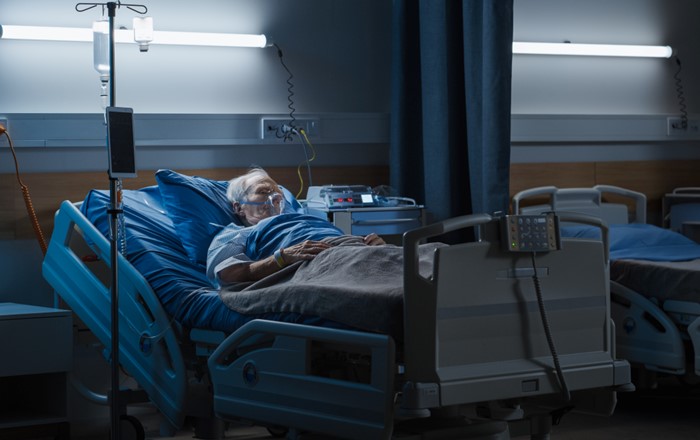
[
  {"x1": 513, "y1": 42, "x2": 673, "y2": 58},
  {"x1": 0, "y1": 24, "x2": 267, "y2": 48}
]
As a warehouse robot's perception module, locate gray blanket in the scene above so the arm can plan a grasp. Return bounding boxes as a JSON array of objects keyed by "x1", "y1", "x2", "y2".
[{"x1": 218, "y1": 238, "x2": 444, "y2": 339}]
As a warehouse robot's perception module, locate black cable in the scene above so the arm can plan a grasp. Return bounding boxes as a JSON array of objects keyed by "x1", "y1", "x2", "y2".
[
  {"x1": 530, "y1": 252, "x2": 571, "y2": 402},
  {"x1": 273, "y1": 43, "x2": 297, "y2": 142},
  {"x1": 674, "y1": 56, "x2": 688, "y2": 129}
]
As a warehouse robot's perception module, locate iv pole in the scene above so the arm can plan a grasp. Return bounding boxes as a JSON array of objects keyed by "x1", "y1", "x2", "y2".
[{"x1": 75, "y1": 3, "x2": 147, "y2": 439}]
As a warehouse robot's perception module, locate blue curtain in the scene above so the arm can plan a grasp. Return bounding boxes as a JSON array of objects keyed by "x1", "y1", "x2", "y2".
[{"x1": 390, "y1": 0, "x2": 513, "y2": 226}]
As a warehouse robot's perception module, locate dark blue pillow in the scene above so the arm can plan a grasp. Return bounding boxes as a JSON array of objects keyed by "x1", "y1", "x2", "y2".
[
  {"x1": 155, "y1": 169, "x2": 303, "y2": 266},
  {"x1": 156, "y1": 169, "x2": 240, "y2": 266}
]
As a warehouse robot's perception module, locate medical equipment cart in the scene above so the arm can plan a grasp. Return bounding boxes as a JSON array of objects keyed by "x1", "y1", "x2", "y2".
[{"x1": 0, "y1": 302, "x2": 72, "y2": 440}]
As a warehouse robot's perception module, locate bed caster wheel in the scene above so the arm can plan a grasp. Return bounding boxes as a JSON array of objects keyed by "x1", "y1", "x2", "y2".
[
  {"x1": 110, "y1": 414, "x2": 145, "y2": 440},
  {"x1": 266, "y1": 426, "x2": 289, "y2": 437}
]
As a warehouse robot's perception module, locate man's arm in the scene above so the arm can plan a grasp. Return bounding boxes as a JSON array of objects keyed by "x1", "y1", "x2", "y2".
[{"x1": 217, "y1": 240, "x2": 333, "y2": 283}]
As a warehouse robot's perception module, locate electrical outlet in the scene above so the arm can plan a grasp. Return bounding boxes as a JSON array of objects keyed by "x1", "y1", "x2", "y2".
[
  {"x1": 261, "y1": 117, "x2": 320, "y2": 140},
  {"x1": 667, "y1": 117, "x2": 700, "y2": 136}
]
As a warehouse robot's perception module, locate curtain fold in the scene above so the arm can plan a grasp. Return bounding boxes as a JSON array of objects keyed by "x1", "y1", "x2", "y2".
[{"x1": 390, "y1": 0, "x2": 513, "y2": 227}]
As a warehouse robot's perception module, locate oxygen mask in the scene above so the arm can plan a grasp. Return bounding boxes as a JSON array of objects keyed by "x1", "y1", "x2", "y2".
[{"x1": 239, "y1": 192, "x2": 284, "y2": 219}]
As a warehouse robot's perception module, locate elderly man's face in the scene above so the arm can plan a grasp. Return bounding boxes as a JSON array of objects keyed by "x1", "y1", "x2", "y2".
[{"x1": 236, "y1": 177, "x2": 283, "y2": 225}]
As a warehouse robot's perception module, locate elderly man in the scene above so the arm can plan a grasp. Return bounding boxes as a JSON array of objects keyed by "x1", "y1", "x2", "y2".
[{"x1": 207, "y1": 167, "x2": 384, "y2": 286}]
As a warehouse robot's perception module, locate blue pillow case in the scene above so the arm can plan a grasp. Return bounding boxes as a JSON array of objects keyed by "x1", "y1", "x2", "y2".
[
  {"x1": 561, "y1": 223, "x2": 700, "y2": 262},
  {"x1": 155, "y1": 169, "x2": 303, "y2": 266}
]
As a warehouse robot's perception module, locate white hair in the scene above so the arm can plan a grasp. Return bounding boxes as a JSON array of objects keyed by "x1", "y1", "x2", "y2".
[{"x1": 226, "y1": 167, "x2": 271, "y2": 203}]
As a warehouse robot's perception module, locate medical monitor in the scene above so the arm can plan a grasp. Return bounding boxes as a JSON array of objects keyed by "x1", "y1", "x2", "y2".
[{"x1": 106, "y1": 106, "x2": 137, "y2": 178}]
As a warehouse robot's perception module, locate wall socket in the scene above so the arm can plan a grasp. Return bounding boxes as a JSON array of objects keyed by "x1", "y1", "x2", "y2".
[
  {"x1": 667, "y1": 117, "x2": 700, "y2": 136},
  {"x1": 261, "y1": 117, "x2": 320, "y2": 140}
]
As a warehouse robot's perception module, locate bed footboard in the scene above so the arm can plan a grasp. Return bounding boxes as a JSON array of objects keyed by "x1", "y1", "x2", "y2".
[
  {"x1": 208, "y1": 320, "x2": 395, "y2": 440},
  {"x1": 402, "y1": 214, "x2": 631, "y2": 411},
  {"x1": 42, "y1": 200, "x2": 189, "y2": 430}
]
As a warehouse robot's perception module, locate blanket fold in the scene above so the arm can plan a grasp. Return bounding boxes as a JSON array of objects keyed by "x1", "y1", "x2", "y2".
[{"x1": 219, "y1": 241, "x2": 444, "y2": 339}]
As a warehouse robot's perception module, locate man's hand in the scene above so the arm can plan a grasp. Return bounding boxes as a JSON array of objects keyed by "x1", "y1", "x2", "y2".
[
  {"x1": 363, "y1": 233, "x2": 385, "y2": 246},
  {"x1": 281, "y1": 240, "x2": 332, "y2": 264}
]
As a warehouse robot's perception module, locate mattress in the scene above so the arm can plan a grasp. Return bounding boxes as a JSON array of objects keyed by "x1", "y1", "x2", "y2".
[
  {"x1": 80, "y1": 187, "x2": 346, "y2": 333},
  {"x1": 561, "y1": 223, "x2": 700, "y2": 304},
  {"x1": 611, "y1": 258, "x2": 700, "y2": 303}
]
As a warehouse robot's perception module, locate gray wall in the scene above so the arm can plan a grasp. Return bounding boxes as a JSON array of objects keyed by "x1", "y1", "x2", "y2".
[
  {"x1": 1, "y1": 0, "x2": 391, "y2": 114},
  {"x1": 512, "y1": 0, "x2": 700, "y2": 162}
]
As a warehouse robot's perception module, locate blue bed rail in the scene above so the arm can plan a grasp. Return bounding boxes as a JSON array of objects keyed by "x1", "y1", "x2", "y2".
[{"x1": 42, "y1": 200, "x2": 188, "y2": 431}]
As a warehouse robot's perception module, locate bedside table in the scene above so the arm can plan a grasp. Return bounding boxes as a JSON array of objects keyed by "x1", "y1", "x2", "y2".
[
  {"x1": 0, "y1": 302, "x2": 72, "y2": 440},
  {"x1": 329, "y1": 206, "x2": 425, "y2": 244}
]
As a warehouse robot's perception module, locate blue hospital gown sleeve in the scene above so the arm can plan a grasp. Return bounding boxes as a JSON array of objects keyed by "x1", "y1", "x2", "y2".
[{"x1": 206, "y1": 223, "x2": 253, "y2": 287}]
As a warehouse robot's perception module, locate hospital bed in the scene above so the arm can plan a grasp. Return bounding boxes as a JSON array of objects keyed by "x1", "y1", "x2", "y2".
[
  {"x1": 513, "y1": 185, "x2": 700, "y2": 386},
  {"x1": 663, "y1": 187, "x2": 700, "y2": 243},
  {"x1": 42, "y1": 170, "x2": 631, "y2": 439}
]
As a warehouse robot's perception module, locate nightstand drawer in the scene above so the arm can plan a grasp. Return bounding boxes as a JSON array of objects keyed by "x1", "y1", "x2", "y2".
[
  {"x1": 332, "y1": 207, "x2": 424, "y2": 236},
  {"x1": 0, "y1": 303, "x2": 72, "y2": 377}
]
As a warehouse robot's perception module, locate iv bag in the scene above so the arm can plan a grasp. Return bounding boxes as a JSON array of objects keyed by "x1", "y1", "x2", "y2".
[{"x1": 93, "y1": 19, "x2": 110, "y2": 82}]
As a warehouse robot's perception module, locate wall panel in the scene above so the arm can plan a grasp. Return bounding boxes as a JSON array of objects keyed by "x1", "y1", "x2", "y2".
[{"x1": 1, "y1": 166, "x2": 389, "y2": 241}]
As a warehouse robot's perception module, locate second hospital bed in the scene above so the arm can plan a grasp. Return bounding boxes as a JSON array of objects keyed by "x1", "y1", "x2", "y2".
[
  {"x1": 42, "y1": 169, "x2": 631, "y2": 439},
  {"x1": 513, "y1": 184, "x2": 700, "y2": 385}
]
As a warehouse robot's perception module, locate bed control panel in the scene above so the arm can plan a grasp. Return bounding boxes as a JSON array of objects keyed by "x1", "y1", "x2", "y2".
[{"x1": 501, "y1": 213, "x2": 561, "y2": 252}]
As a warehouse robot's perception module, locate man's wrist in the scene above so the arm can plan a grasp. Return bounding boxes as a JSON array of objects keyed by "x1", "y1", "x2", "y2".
[{"x1": 273, "y1": 248, "x2": 287, "y2": 268}]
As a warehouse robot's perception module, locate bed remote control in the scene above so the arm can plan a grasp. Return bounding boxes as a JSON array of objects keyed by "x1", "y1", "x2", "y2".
[{"x1": 502, "y1": 213, "x2": 561, "y2": 252}]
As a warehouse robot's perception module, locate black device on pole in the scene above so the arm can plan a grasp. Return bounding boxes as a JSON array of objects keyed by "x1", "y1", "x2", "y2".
[{"x1": 106, "y1": 107, "x2": 137, "y2": 178}]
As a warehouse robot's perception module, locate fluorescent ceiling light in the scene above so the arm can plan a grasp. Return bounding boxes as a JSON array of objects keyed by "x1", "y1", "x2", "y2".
[
  {"x1": 513, "y1": 41, "x2": 673, "y2": 58},
  {"x1": 0, "y1": 24, "x2": 267, "y2": 48}
]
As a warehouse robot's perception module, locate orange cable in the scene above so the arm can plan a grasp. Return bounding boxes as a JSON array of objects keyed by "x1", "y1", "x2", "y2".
[{"x1": 1, "y1": 125, "x2": 48, "y2": 255}]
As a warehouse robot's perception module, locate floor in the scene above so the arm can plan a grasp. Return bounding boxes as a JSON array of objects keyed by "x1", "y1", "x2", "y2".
[{"x1": 124, "y1": 383, "x2": 700, "y2": 440}]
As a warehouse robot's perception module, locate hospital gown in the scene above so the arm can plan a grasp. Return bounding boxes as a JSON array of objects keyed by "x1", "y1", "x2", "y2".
[{"x1": 206, "y1": 213, "x2": 344, "y2": 287}]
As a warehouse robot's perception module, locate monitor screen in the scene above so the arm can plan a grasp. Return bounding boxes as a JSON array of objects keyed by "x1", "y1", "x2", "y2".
[{"x1": 106, "y1": 107, "x2": 137, "y2": 178}]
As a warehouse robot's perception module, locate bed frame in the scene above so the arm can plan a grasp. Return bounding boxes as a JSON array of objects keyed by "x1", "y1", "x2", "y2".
[
  {"x1": 514, "y1": 184, "x2": 700, "y2": 385},
  {"x1": 662, "y1": 187, "x2": 700, "y2": 243},
  {"x1": 43, "y1": 200, "x2": 631, "y2": 439}
]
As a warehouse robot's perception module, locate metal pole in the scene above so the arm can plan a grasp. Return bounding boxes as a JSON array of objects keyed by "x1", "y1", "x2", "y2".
[{"x1": 107, "y1": 3, "x2": 121, "y2": 440}]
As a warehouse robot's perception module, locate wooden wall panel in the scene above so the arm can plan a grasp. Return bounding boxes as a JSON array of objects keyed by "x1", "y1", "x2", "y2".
[
  {"x1": 511, "y1": 160, "x2": 700, "y2": 221},
  {"x1": 5, "y1": 160, "x2": 699, "y2": 241},
  {"x1": 1, "y1": 166, "x2": 389, "y2": 241},
  {"x1": 509, "y1": 162, "x2": 597, "y2": 196},
  {"x1": 595, "y1": 160, "x2": 700, "y2": 214}
]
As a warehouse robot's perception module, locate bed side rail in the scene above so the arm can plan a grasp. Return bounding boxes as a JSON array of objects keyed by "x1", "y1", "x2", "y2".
[
  {"x1": 610, "y1": 282, "x2": 685, "y2": 374},
  {"x1": 511, "y1": 185, "x2": 558, "y2": 215},
  {"x1": 208, "y1": 320, "x2": 395, "y2": 440},
  {"x1": 42, "y1": 200, "x2": 188, "y2": 430}
]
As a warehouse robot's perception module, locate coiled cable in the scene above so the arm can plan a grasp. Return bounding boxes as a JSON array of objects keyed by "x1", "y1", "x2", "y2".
[
  {"x1": 674, "y1": 56, "x2": 688, "y2": 129},
  {"x1": 273, "y1": 43, "x2": 297, "y2": 141},
  {"x1": 0, "y1": 123, "x2": 48, "y2": 255}
]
